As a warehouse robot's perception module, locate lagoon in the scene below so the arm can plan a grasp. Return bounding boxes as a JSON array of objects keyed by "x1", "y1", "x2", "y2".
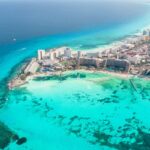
[{"x1": 0, "y1": 71, "x2": 150, "y2": 149}]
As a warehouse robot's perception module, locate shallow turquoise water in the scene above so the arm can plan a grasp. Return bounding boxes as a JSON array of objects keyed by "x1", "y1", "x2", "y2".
[{"x1": 0, "y1": 72, "x2": 150, "y2": 149}]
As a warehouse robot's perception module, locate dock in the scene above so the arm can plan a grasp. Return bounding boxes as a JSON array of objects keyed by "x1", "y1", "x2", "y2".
[{"x1": 129, "y1": 79, "x2": 137, "y2": 92}]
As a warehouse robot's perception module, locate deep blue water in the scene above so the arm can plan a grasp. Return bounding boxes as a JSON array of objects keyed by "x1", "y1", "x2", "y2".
[{"x1": 0, "y1": 1, "x2": 149, "y2": 44}]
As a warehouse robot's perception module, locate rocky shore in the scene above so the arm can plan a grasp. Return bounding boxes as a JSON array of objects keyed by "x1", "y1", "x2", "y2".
[{"x1": 0, "y1": 121, "x2": 27, "y2": 149}]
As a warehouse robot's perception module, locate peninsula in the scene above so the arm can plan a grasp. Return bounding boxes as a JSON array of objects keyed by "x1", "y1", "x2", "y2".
[{"x1": 8, "y1": 29, "x2": 150, "y2": 89}]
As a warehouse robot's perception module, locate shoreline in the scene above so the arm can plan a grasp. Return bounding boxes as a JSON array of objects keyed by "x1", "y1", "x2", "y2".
[
  {"x1": 73, "y1": 23, "x2": 150, "y2": 53},
  {"x1": 7, "y1": 25, "x2": 150, "y2": 89},
  {"x1": 8, "y1": 69, "x2": 150, "y2": 90}
]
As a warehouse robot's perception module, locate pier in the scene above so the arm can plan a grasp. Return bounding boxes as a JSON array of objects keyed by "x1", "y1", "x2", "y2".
[{"x1": 129, "y1": 79, "x2": 137, "y2": 92}]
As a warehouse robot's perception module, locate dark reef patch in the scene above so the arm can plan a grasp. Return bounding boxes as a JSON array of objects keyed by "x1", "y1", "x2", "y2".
[
  {"x1": 16, "y1": 137, "x2": 27, "y2": 145},
  {"x1": 0, "y1": 57, "x2": 31, "y2": 107},
  {"x1": 33, "y1": 73, "x2": 87, "y2": 82},
  {"x1": 50, "y1": 113, "x2": 150, "y2": 150},
  {"x1": 0, "y1": 78, "x2": 10, "y2": 108},
  {"x1": 0, "y1": 121, "x2": 19, "y2": 149}
]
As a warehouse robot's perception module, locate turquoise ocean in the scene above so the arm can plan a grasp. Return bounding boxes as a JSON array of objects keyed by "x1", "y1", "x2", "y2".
[{"x1": 0, "y1": 1, "x2": 150, "y2": 149}]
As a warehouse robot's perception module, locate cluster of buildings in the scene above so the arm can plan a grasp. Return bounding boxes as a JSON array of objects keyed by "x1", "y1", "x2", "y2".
[
  {"x1": 22, "y1": 29, "x2": 150, "y2": 77},
  {"x1": 8, "y1": 29, "x2": 150, "y2": 89},
  {"x1": 32, "y1": 46, "x2": 130, "y2": 74},
  {"x1": 21, "y1": 29, "x2": 150, "y2": 77}
]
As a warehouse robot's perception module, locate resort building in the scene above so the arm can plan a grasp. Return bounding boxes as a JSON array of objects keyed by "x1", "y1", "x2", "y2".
[
  {"x1": 86, "y1": 52, "x2": 101, "y2": 58},
  {"x1": 46, "y1": 47, "x2": 73, "y2": 61},
  {"x1": 79, "y1": 58, "x2": 103, "y2": 68},
  {"x1": 142, "y1": 29, "x2": 150, "y2": 41},
  {"x1": 143, "y1": 29, "x2": 150, "y2": 36},
  {"x1": 64, "y1": 47, "x2": 72, "y2": 58},
  {"x1": 38, "y1": 49, "x2": 46, "y2": 60},
  {"x1": 24, "y1": 58, "x2": 39, "y2": 74},
  {"x1": 77, "y1": 51, "x2": 83, "y2": 59},
  {"x1": 104, "y1": 59, "x2": 130, "y2": 72}
]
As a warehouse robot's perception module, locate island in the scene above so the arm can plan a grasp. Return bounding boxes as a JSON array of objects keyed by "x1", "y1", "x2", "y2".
[{"x1": 8, "y1": 29, "x2": 150, "y2": 89}]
